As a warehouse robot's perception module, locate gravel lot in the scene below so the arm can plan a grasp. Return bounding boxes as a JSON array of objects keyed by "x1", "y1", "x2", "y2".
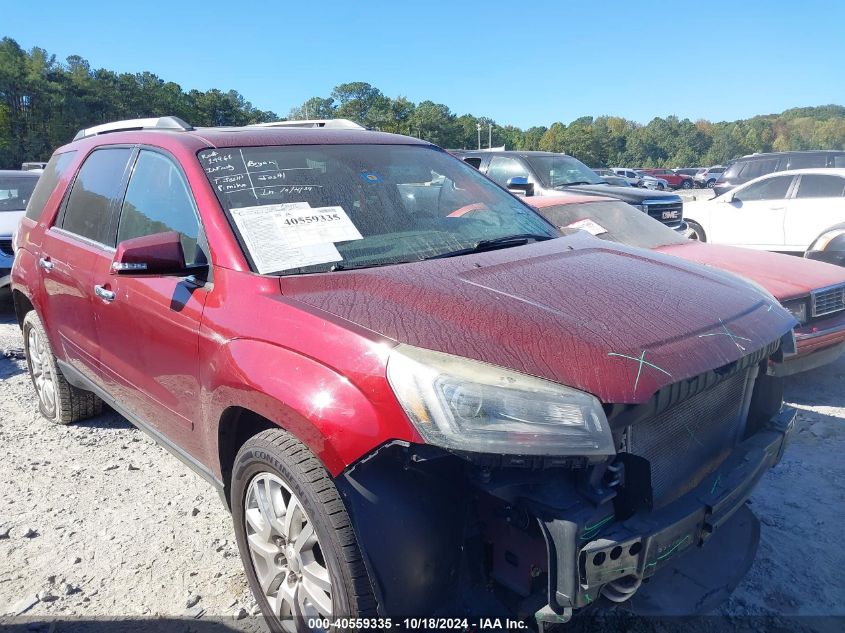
[{"x1": 0, "y1": 287, "x2": 843, "y2": 631}]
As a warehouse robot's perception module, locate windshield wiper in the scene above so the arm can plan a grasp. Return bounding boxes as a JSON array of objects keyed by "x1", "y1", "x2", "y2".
[
  {"x1": 555, "y1": 181, "x2": 598, "y2": 187},
  {"x1": 423, "y1": 233, "x2": 553, "y2": 260}
]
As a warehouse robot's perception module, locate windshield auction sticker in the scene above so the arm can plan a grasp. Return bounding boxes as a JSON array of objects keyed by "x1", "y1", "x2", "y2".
[{"x1": 230, "y1": 202, "x2": 361, "y2": 273}]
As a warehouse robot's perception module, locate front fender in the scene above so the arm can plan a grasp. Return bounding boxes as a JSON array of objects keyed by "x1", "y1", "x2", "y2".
[{"x1": 202, "y1": 337, "x2": 420, "y2": 478}]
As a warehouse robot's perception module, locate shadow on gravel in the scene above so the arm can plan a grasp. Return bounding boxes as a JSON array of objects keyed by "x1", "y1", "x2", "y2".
[
  {"x1": 74, "y1": 408, "x2": 135, "y2": 431},
  {"x1": 0, "y1": 355, "x2": 25, "y2": 379}
]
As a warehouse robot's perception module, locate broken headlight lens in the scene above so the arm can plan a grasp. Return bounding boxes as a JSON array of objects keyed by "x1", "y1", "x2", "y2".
[{"x1": 386, "y1": 344, "x2": 615, "y2": 456}]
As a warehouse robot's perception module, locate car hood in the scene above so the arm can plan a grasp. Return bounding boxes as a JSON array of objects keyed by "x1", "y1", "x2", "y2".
[
  {"x1": 556, "y1": 184, "x2": 680, "y2": 204},
  {"x1": 278, "y1": 234, "x2": 795, "y2": 404},
  {"x1": 655, "y1": 241, "x2": 845, "y2": 301},
  {"x1": 0, "y1": 210, "x2": 24, "y2": 237}
]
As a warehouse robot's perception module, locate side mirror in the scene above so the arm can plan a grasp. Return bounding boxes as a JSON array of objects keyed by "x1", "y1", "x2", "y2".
[
  {"x1": 111, "y1": 231, "x2": 188, "y2": 275},
  {"x1": 506, "y1": 176, "x2": 534, "y2": 197}
]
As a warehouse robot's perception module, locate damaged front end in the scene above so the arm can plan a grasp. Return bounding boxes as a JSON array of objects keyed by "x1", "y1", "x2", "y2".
[{"x1": 334, "y1": 340, "x2": 795, "y2": 624}]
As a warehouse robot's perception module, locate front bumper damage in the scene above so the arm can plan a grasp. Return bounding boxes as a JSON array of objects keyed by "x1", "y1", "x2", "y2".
[
  {"x1": 336, "y1": 408, "x2": 795, "y2": 620},
  {"x1": 538, "y1": 407, "x2": 795, "y2": 617}
]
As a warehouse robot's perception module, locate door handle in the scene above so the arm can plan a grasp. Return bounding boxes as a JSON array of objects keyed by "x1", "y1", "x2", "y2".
[
  {"x1": 38, "y1": 257, "x2": 53, "y2": 271},
  {"x1": 94, "y1": 285, "x2": 116, "y2": 303},
  {"x1": 769, "y1": 206, "x2": 785, "y2": 211}
]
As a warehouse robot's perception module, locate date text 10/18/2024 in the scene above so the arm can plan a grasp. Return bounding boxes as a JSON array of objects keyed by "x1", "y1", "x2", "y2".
[{"x1": 306, "y1": 618, "x2": 530, "y2": 630}]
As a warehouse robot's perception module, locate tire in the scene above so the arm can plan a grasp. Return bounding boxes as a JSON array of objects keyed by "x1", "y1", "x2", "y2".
[
  {"x1": 681, "y1": 179, "x2": 693, "y2": 189},
  {"x1": 706, "y1": 179, "x2": 716, "y2": 188},
  {"x1": 232, "y1": 429, "x2": 377, "y2": 632},
  {"x1": 22, "y1": 311, "x2": 103, "y2": 424},
  {"x1": 686, "y1": 220, "x2": 707, "y2": 242}
]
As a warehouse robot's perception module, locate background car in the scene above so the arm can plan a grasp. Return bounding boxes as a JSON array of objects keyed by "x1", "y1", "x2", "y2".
[
  {"x1": 611, "y1": 167, "x2": 644, "y2": 187},
  {"x1": 806, "y1": 222, "x2": 845, "y2": 267},
  {"x1": 674, "y1": 168, "x2": 701, "y2": 178},
  {"x1": 639, "y1": 168, "x2": 694, "y2": 189},
  {"x1": 694, "y1": 165, "x2": 725, "y2": 188},
  {"x1": 593, "y1": 168, "x2": 631, "y2": 187},
  {"x1": 453, "y1": 151, "x2": 686, "y2": 230},
  {"x1": 637, "y1": 171, "x2": 669, "y2": 190},
  {"x1": 714, "y1": 151, "x2": 845, "y2": 196},
  {"x1": 0, "y1": 170, "x2": 40, "y2": 288},
  {"x1": 529, "y1": 194, "x2": 845, "y2": 376},
  {"x1": 684, "y1": 168, "x2": 845, "y2": 252}
]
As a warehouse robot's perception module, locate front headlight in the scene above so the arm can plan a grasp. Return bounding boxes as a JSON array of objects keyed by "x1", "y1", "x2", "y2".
[
  {"x1": 386, "y1": 345, "x2": 615, "y2": 456},
  {"x1": 782, "y1": 298, "x2": 808, "y2": 325}
]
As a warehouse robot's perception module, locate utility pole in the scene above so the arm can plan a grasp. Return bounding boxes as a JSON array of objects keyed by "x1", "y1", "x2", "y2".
[{"x1": 476, "y1": 123, "x2": 482, "y2": 150}]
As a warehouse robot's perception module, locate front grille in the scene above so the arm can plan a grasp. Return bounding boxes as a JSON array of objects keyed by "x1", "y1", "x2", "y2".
[
  {"x1": 812, "y1": 284, "x2": 845, "y2": 318},
  {"x1": 629, "y1": 369, "x2": 751, "y2": 508},
  {"x1": 642, "y1": 199, "x2": 683, "y2": 228},
  {"x1": 0, "y1": 238, "x2": 13, "y2": 257}
]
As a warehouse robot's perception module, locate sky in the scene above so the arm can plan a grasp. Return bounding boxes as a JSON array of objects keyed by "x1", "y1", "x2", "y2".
[{"x1": 5, "y1": 0, "x2": 845, "y2": 129}]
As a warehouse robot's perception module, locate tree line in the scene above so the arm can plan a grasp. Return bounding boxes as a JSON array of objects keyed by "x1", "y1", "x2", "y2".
[{"x1": 2, "y1": 37, "x2": 844, "y2": 170}]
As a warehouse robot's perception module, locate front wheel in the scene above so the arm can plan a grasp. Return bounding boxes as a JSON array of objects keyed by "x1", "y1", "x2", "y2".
[
  {"x1": 706, "y1": 179, "x2": 716, "y2": 188},
  {"x1": 681, "y1": 179, "x2": 693, "y2": 189},
  {"x1": 686, "y1": 220, "x2": 707, "y2": 241},
  {"x1": 231, "y1": 429, "x2": 377, "y2": 632}
]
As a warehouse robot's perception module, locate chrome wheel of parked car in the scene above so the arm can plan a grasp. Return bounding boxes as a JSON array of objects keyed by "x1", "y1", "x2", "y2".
[
  {"x1": 686, "y1": 220, "x2": 707, "y2": 242},
  {"x1": 27, "y1": 326, "x2": 56, "y2": 416},
  {"x1": 706, "y1": 179, "x2": 716, "y2": 188},
  {"x1": 682, "y1": 179, "x2": 693, "y2": 189},
  {"x1": 244, "y1": 472, "x2": 332, "y2": 628}
]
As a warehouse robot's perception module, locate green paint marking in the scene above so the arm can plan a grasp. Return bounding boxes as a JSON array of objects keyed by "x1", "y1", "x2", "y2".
[
  {"x1": 584, "y1": 593, "x2": 593, "y2": 604},
  {"x1": 710, "y1": 474, "x2": 722, "y2": 494},
  {"x1": 683, "y1": 422, "x2": 705, "y2": 448},
  {"x1": 698, "y1": 318, "x2": 753, "y2": 352},
  {"x1": 580, "y1": 515, "x2": 614, "y2": 540}
]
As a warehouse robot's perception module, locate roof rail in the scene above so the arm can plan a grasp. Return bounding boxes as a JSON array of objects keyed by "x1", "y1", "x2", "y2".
[
  {"x1": 73, "y1": 116, "x2": 194, "y2": 141},
  {"x1": 249, "y1": 119, "x2": 365, "y2": 130}
]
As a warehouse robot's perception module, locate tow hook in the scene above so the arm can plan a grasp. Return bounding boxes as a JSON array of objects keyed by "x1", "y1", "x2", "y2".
[{"x1": 534, "y1": 605, "x2": 572, "y2": 631}]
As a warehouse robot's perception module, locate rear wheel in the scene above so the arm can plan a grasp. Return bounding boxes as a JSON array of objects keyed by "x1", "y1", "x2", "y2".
[
  {"x1": 686, "y1": 220, "x2": 707, "y2": 242},
  {"x1": 231, "y1": 429, "x2": 376, "y2": 632},
  {"x1": 22, "y1": 311, "x2": 103, "y2": 424},
  {"x1": 681, "y1": 179, "x2": 693, "y2": 189},
  {"x1": 706, "y1": 179, "x2": 716, "y2": 188}
]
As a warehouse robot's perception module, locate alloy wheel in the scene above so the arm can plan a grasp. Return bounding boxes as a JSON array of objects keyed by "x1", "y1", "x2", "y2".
[
  {"x1": 244, "y1": 472, "x2": 332, "y2": 631},
  {"x1": 28, "y1": 327, "x2": 56, "y2": 416}
]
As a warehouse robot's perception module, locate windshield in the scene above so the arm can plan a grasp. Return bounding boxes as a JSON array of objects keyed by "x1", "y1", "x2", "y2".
[
  {"x1": 524, "y1": 155, "x2": 605, "y2": 188},
  {"x1": 200, "y1": 144, "x2": 558, "y2": 275},
  {"x1": 533, "y1": 199, "x2": 688, "y2": 249},
  {"x1": 0, "y1": 174, "x2": 39, "y2": 212}
]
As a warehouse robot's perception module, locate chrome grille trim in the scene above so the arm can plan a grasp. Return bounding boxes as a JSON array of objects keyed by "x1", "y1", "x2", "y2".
[{"x1": 811, "y1": 284, "x2": 845, "y2": 318}]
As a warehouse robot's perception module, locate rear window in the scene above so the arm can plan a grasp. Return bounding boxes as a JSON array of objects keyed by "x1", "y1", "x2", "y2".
[
  {"x1": 25, "y1": 152, "x2": 77, "y2": 220},
  {"x1": 739, "y1": 158, "x2": 780, "y2": 181},
  {"x1": 0, "y1": 173, "x2": 39, "y2": 213},
  {"x1": 61, "y1": 148, "x2": 133, "y2": 245},
  {"x1": 795, "y1": 175, "x2": 845, "y2": 199}
]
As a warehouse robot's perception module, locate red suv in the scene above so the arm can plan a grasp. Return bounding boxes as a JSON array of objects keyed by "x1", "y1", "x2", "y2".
[
  {"x1": 638, "y1": 168, "x2": 694, "y2": 190},
  {"x1": 12, "y1": 117, "x2": 797, "y2": 628}
]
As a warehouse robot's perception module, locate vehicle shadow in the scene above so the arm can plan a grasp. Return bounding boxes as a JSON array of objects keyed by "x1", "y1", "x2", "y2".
[
  {"x1": 0, "y1": 617, "x2": 267, "y2": 632},
  {"x1": 785, "y1": 352, "x2": 845, "y2": 408}
]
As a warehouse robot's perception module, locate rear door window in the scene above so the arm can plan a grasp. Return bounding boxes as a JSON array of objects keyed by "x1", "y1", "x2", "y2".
[
  {"x1": 462, "y1": 157, "x2": 482, "y2": 169},
  {"x1": 734, "y1": 175, "x2": 794, "y2": 202},
  {"x1": 117, "y1": 150, "x2": 204, "y2": 265},
  {"x1": 795, "y1": 175, "x2": 845, "y2": 199},
  {"x1": 61, "y1": 148, "x2": 133, "y2": 245},
  {"x1": 25, "y1": 151, "x2": 77, "y2": 220},
  {"x1": 739, "y1": 159, "x2": 780, "y2": 181}
]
